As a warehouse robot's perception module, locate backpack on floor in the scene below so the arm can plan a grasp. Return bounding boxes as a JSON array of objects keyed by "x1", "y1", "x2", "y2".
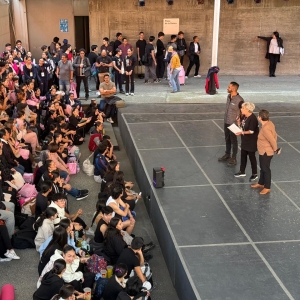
[{"x1": 11, "y1": 229, "x2": 36, "y2": 249}]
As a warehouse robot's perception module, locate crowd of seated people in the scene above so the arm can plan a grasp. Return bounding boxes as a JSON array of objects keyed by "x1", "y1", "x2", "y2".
[{"x1": 0, "y1": 39, "x2": 155, "y2": 300}]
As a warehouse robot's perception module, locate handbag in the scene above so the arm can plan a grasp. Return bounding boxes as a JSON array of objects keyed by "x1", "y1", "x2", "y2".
[
  {"x1": 66, "y1": 162, "x2": 78, "y2": 175},
  {"x1": 83, "y1": 153, "x2": 94, "y2": 176},
  {"x1": 18, "y1": 183, "x2": 37, "y2": 198}
]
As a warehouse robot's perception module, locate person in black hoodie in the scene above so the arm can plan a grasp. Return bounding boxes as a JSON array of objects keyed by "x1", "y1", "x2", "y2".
[
  {"x1": 33, "y1": 259, "x2": 66, "y2": 300},
  {"x1": 117, "y1": 276, "x2": 150, "y2": 300}
]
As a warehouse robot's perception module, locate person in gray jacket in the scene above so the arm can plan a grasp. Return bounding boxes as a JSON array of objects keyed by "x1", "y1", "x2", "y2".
[
  {"x1": 73, "y1": 48, "x2": 91, "y2": 100},
  {"x1": 218, "y1": 82, "x2": 244, "y2": 166}
]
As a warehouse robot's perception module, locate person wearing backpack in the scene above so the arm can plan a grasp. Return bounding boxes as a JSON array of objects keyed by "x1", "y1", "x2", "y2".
[
  {"x1": 93, "y1": 143, "x2": 109, "y2": 182},
  {"x1": 144, "y1": 36, "x2": 160, "y2": 84},
  {"x1": 88, "y1": 121, "x2": 103, "y2": 152}
]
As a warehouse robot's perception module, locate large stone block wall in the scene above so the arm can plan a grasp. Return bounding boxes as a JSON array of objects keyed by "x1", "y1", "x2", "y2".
[{"x1": 89, "y1": 0, "x2": 300, "y2": 75}]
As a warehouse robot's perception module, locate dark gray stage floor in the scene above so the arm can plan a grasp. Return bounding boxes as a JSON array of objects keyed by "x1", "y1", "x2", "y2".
[{"x1": 119, "y1": 103, "x2": 300, "y2": 300}]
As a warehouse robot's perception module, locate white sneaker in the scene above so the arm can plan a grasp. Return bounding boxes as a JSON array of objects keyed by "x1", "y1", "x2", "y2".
[
  {"x1": 130, "y1": 93, "x2": 134, "y2": 96},
  {"x1": 185, "y1": 76, "x2": 188, "y2": 79},
  {"x1": 107, "y1": 118, "x2": 114, "y2": 124},
  {"x1": 5, "y1": 250, "x2": 20, "y2": 260},
  {"x1": 194, "y1": 75, "x2": 201, "y2": 78},
  {"x1": 0, "y1": 257, "x2": 12, "y2": 262},
  {"x1": 85, "y1": 228, "x2": 94, "y2": 236},
  {"x1": 125, "y1": 93, "x2": 129, "y2": 96}
]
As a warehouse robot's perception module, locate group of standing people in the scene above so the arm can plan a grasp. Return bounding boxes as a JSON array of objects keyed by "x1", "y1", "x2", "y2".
[{"x1": 219, "y1": 81, "x2": 280, "y2": 195}]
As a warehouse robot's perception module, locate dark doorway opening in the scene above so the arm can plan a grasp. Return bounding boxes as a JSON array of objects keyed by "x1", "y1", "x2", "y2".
[{"x1": 74, "y1": 16, "x2": 90, "y2": 55}]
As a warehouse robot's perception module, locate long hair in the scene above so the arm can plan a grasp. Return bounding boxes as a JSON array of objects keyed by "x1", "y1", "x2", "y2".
[
  {"x1": 51, "y1": 258, "x2": 66, "y2": 275},
  {"x1": 104, "y1": 160, "x2": 119, "y2": 178},
  {"x1": 34, "y1": 207, "x2": 57, "y2": 231},
  {"x1": 104, "y1": 217, "x2": 122, "y2": 246},
  {"x1": 42, "y1": 226, "x2": 68, "y2": 258},
  {"x1": 51, "y1": 284, "x2": 75, "y2": 300},
  {"x1": 114, "y1": 262, "x2": 128, "y2": 278}
]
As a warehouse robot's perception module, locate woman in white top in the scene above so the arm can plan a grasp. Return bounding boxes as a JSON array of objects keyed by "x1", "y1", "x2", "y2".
[
  {"x1": 256, "y1": 31, "x2": 283, "y2": 77},
  {"x1": 34, "y1": 207, "x2": 58, "y2": 251}
]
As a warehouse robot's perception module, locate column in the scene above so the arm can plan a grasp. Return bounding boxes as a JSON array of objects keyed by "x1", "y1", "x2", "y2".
[{"x1": 211, "y1": 0, "x2": 221, "y2": 66}]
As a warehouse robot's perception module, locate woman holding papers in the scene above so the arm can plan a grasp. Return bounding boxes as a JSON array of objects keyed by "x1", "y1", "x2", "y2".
[{"x1": 234, "y1": 102, "x2": 259, "y2": 182}]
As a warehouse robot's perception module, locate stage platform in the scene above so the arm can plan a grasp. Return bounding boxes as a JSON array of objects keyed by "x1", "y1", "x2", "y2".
[{"x1": 119, "y1": 103, "x2": 300, "y2": 300}]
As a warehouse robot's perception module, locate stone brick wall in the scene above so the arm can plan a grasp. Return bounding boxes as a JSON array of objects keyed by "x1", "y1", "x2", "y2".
[{"x1": 89, "y1": 0, "x2": 300, "y2": 75}]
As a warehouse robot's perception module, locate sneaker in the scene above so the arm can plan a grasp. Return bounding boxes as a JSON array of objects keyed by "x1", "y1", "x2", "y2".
[
  {"x1": 143, "y1": 242, "x2": 155, "y2": 254},
  {"x1": 107, "y1": 118, "x2": 114, "y2": 124},
  {"x1": 119, "y1": 90, "x2": 125, "y2": 94},
  {"x1": 185, "y1": 76, "x2": 188, "y2": 79},
  {"x1": 144, "y1": 80, "x2": 151, "y2": 84},
  {"x1": 85, "y1": 228, "x2": 94, "y2": 236},
  {"x1": 81, "y1": 189, "x2": 89, "y2": 194},
  {"x1": 218, "y1": 154, "x2": 230, "y2": 162},
  {"x1": 234, "y1": 171, "x2": 246, "y2": 178},
  {"x1": 0, "y1": 257, "x2": 12, "y2": 262},
  {"x1": 5, "y1": 250, "x2": 20, "y2": 260},
  {"x1": 227, "y1": 158, "x2": 237, "y2": 166},
  {"x1": 125, "y1": 93, "x2": 129, "y2": 96},
  {"x1": 194, "y1": 75, "x2": 202, "y2": 78},
  {"x1": 249, "y1": 174, "x2": 258, "y2": 181},
  {"x1": 75, "y1": 191, "x2": 89, "y2": 201},
  {"x1": 130, "y1": 93, "x2": 134, "y2": 96},
  {"x1": 153, "y1": 79, "x2": 160, "y2": 83}
]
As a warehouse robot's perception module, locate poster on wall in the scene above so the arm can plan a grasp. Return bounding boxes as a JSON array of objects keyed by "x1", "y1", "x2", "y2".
[
  {"x1": 163, "y1": 18, "x2": 179, "y2": 35},
  {"x1": 60, "y1": 19, "x2": 69, "y2": 33}
]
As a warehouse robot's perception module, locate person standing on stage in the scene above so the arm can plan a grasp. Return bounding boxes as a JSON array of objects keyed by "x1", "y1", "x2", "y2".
[
  {"x1": 234, "y1": 102, "x2": 259, "y2": 181},
  {"x1": 218, "y1": 82, "x2": 244, "y2": 166},
  {"x1": 251, "y1": 109, "x2": 278, "y2": 195}
]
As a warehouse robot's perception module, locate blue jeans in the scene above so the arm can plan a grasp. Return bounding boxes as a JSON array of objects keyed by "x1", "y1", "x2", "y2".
[
  {"x1": 59, "y1": 79, "x2": 70, "y2": 95},
  {"x1": 170, "y1": 68, "x2": 180, "y2": 92},
  {"x1": 15, "y1": 165, "x2": 25, "y2": 176},
  {"x1": 66, "y1": 187, "x2": 80, "y2": 197}
]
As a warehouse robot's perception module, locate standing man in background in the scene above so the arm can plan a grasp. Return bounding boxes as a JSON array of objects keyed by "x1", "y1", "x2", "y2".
[
  {"x1": 136, "y1": 32, "x2": 147, "y2": 79},
  {"x1": 176, "y1": 31, "x2": 187, "y2": 66},
  {"x1": 156, "y1": 32, "x2": 165, "y2": 80},
  {"x1": 186, "y1": 36, "x2": 201, "y2": 78},
  {"x1": 56, "y1": 53, "x2": 73, "y2": 95},
  {"x1": 218, "y1": 82, "x2": 244, "y2": 166}
]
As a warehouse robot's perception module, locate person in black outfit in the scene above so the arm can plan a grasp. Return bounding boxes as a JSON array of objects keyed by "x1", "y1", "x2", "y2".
[
  {"x1": 123, "y1": 49, "x2": 136, "y2": 96},
  {"x1": 234, "y1": 102, "x2": 259, "y2": 182},
  {"x1": 186, "y1": 36, "x2": 201, "y2": 77},
  {"x1": 136, "y1": 32, "x2": 147, "y2": 79},
  {"x1": 87, "y1": 45, "x2": 98, "y2": 66},
  {"x1": 94, "y1": 206, "x2": 114, "y2": 244},
  {"x1": 33, "y1": 259, "x2": 66, "y2": 300},
  {"x1": 102, "y1": 263, "x2": 128, "y2": 300},
  {"x1": 112, "y1": 48, "x2": 124, "y2": 93},
  {"x1": 256, "y1": 31, "x2": 283, "y2": 77},
  {"x1": 156, "y1": 32, "x2": 165, "y2": 79},
  {"x1": 117, "y1": 276, "x2": 150, "y2": 300},
  {"x1": 113, "y1": 33, "x2": 123, "y2": 55},
  {"x1": 176, "y1": 31, "x2": 187, "y2": 66},
  {"x1": 35, "y1": 181, "x2": 52, "y2": 220}
]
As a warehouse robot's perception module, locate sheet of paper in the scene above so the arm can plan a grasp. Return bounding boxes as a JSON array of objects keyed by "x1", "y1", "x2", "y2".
[{"x1": 227, "y1": 123, "x2": 242, "y2": 134}]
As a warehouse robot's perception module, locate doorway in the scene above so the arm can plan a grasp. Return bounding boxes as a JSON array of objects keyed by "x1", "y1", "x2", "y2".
[{"x1": 74, "y1": 16, "x2": 90, "y2": 55}]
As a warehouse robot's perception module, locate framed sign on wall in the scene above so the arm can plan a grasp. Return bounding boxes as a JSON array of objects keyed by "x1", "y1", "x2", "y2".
[{"x1": 163, "y1": 18, "x2": 179, "y2": 34}]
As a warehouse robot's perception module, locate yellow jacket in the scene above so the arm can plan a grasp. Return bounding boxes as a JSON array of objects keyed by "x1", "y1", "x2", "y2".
[{"x1": 170, "y1": 54, "x2": 181, "y2": 69}]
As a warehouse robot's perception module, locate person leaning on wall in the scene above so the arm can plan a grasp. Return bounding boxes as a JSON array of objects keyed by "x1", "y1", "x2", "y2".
[{"x1": 255, "y1": 31, "x2": 284, "y2": 77}]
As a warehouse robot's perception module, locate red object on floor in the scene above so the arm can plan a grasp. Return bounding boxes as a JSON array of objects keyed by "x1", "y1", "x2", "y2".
[{"x1": 0, "y1": 284, "x2": 15, "y2": 300}]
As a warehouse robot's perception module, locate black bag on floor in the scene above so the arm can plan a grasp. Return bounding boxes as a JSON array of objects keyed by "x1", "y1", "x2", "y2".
[
  {"x1": 19, "y1": 216, "x2": 36, "y2": 231},
  {"x1": 14, "y1": 212, "x2": 29, "y2": 228},
  {"x1": 12, "y1": 229, "x2": 36, "y2": 249}
]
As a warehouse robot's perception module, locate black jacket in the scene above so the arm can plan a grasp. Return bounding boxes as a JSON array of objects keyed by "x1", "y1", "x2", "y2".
[
  {"x1": 33, "y1": 271, "x2": 64, "y2": 300},
  {"x1": 258, "y1": 36, "x2": 283, "y2": 62},
  {"x1": 176, "y1": 38, "x2": 187, "y2": 51},
  {"x1": 188, "y1": 42, "x2": 201, "y2": 60}
]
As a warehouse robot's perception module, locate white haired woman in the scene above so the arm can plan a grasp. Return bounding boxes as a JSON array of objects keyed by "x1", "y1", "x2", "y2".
[{"x1": 234, "y1": 102, "x2": 259, "y2": 181}]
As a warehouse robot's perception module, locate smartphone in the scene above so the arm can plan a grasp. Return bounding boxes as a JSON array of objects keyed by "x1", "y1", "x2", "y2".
[{"x1": 139, "y1": 192, "x2": 142, "y2": 196}]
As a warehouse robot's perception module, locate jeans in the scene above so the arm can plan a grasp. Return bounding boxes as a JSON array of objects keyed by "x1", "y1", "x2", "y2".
[
  {"x1": 66, "y1": 187, "x2": 80, "y2": 197},
  {"x1": 258, "y1": 153, "x2": 273, "y2": 189},
  {"x1": 170, "y1": 68, "x2": 180, "y2": 92},
  {"x1": 186, "y1": 54, "x2": 200, "y2": 76},
  {"x1": 15, "y1": 165, "x2": 25, "y2": 176},
  {"x1": 224, "y1": 123, "x2": 238, "y2": 158},
  {"x1": 240, "y1": 149, "x2": 257, "y2": 174},
  {"x1": 0, "y1": 201, "x2": 15, "y2": 238},
  {"x1": 156, "y1": 55, "x2": 165, "y2": 78},
  {"x1": 59, "y1": 79, "x2": 70, "y2": 95},
  {"x1": 125, "y1": 72, "x2": 135, "y2": 93},
  {"x1": 269, "y1": 54, "x2": 280, "y2": 76},
  {"x1": 76, "y1": 76, "x2": 89, "y2": 98}
]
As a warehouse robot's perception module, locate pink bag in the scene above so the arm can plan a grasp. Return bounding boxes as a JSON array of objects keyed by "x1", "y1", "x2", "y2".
[
  {"x1": 67, "y1": 162, "x2": 77, "y2": 175},
  {"x1": 70, "y1": 82, "x2": 77, "y2": 99},
  {"x1": 23, "y1": 173, "x2": 34, "y2": 184},
  {"x1": 18, "y1": 183, "x2": 37, "y2": 198},
  {"x1": 19, "y1": 148, "x2": 30, "y2": 160}
]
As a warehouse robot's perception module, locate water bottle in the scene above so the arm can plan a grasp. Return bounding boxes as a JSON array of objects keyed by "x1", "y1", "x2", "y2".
[
  {"x1": 76, "y1": 163, "x2": 80, "y2": 174},
  {"x1": 74, "y1": 149, "x2": 80, "y2": 160}
]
